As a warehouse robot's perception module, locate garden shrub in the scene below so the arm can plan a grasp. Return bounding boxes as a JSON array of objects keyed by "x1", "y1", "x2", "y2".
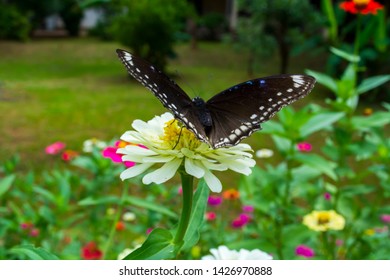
[
  {"x1": 0, "y1": 4, "x2": 31, "y2": 41},
  {"x1": 109, "y1": 0, "x2": 192, "y2": 71}
]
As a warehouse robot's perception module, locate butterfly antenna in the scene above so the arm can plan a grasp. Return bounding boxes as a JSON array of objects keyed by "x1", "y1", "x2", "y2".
[
  {"x1": 172, "y1": 126, "x2": 184, "y2": 150},
  {"x1": 174, "y1": 69, "x2": 199, "y2": 99}
]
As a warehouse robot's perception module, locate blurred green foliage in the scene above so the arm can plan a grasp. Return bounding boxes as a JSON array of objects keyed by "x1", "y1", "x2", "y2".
[
  {"x1": 0, "y1": 3, "x2": 31, "y2": 41},
  {"x1": 234, "y1": 0, "x2": 323, "y2": 74},
  {"x1": 107, "y1": 0, "x2": 193, "y2": 71}
]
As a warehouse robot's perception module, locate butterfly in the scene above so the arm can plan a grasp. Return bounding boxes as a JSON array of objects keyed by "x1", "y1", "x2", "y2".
[{"x1": 116, "y1": 49, "x2": 316, "y2": 149}]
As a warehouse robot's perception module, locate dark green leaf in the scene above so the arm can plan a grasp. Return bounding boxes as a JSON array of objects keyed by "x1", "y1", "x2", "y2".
[
  {"x1": 124, "y1": 228, "x2": 174, "y2": 260},
  {"x1": 181, "y1": 179, "x2": 209, "y2": 251}
]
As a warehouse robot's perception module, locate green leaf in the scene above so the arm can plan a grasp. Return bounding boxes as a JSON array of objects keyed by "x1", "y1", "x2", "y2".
[
  {"x1": 351, "y1": 112, "x2": 390, "y2": 129},
  {"x1": 10, "y1": 244, "x2": 59, "y2": 260},
  {"x1": 33, "y1": 186, "x2": 56, "y2": 204},
  {"x1": 374, "y1": 10, "x2": 387, "y2": 52},
  {"x1": 340, "y1": 185, "x2": 375, "y2": 197},
  {"x1": 0, "y1": 174, "x2": 15, "y2": 198},
  {"x1": 321, "y1": 0, "x2": 337, "y2": 43},
  {"x1": 305, "y1": 69, "x2": 337, "y2": 93},
  {"x1": 294, "y1": 154, "x2": 337, "y2": 180},
  {"x1": 124, "y1": 196, "x2": 177, "y2": 219},
  {"x1": 124, "y1": 228, "x2": 174, "y2": 260},
  {"x1": 181, "y1": 179, "x2": 209, "y2": 251},
  {"x1": 357, "y1": 75, "x2": 390, "y2": 95},
  {"x1": 300, "y1": 112, "x2": 344, "y2": 137},
  {"x1": 330, "y1": 47, "x2": 360, "y2": 63},
  {"x1": 78, "y1": 196, "x2": 120, "y2": 206}
]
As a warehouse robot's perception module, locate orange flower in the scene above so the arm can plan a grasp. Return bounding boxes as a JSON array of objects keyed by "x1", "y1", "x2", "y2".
[
  {"x1": 62, "y1": 150, "x2": 78, "y2": 161},
  {"x1": 222, "y1": 188, "x2": 240, "y2": 200},
  {"x1": 340, "y1": 0, "x2": 383, "y2": 15},
  {"x1": 115, "y1": 221, "x2": 126, "y2": 231}
]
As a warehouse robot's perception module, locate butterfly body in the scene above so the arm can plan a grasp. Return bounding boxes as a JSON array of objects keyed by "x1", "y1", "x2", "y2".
[{"x1": 116, "y1": 49, "x2": 316, "y2": 149}]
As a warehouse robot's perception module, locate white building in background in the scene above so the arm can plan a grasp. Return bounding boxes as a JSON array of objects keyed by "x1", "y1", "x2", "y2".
[{"x1": 43, "y1": 8, "x2": 103, "y2": 31}]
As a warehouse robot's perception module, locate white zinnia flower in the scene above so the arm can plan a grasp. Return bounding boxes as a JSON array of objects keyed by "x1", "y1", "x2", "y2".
[
  {"x1": 201, "y1": 246, "x2": 273, "y2": 260},
  {"x1": 117, "y1": 113, "x2": 255, "y2": 192}
]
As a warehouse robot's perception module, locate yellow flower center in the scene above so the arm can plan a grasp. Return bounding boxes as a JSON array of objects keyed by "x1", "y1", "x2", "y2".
[
  {"x1": 317, "y1": 213, "x2": 330, "y2": 225},
  {"x1": 160, "y1": 119, "x2": 202, "y2": 150},
  {"x1": 353, "y1": 0, "x2": 370, "y2": 8}
]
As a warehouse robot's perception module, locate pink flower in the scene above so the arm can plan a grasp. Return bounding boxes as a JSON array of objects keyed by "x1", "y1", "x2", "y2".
[
  {"x1": 295, "y1": 245, "x2": 315, "y2": 258},
  {"x1": 380, "y1": 214, "x2": 390, "y2": 223},
  {"x1": 242, "y1": 205, "x2": 255, "y2": 213},
  {"x1": 45, "y1": 142, "x2": 66, "y2": 155},
  {"x1": 207, "y1": 195, "x2": 222, "y2": 206},
  {"x1": 324, "y1": 192, "x2": 331, "y2": 200},
  {"x1": 29, "y1": 228, "x2": 40, "y2": 237},
  {"x1": 20, "y1": 222, "x2": 33, "y2": 230},
  {"x1": 231, "y1": 213, "x2": 251, "y2": 228},
  {"x1": 205, "y1": 212, "x2": 217, "y2": 221},
  {"x1": 297, "y1": 142, "x2": 312, "y2": 152},
  {"x1": 146, "y1": 228, "x2": 153, "y2": 235},
  {"x1": 102, "y1": 140, "x2": 136, "y2": 168}
]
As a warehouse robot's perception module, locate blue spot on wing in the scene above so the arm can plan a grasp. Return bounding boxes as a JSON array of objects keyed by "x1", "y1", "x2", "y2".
[{"x1": 259, "y1": 80, "x2": 266, "y2": 86}]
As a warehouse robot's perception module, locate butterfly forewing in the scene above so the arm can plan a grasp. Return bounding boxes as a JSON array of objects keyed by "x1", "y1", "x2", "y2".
[
  {"x1": 116, "y1": 49, "x2": 210, "y2": 144},
  {"x1": 116, "y1": 49, "x2": 316, "y2": 149},
  {"x1": 206, "y1": 75, "x2": 316, "y2": 148}
]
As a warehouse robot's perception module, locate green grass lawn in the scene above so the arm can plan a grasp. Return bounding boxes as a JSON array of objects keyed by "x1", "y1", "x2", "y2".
[{"x1": 0, "y1": 38, "x2": 322, "y2": 171}]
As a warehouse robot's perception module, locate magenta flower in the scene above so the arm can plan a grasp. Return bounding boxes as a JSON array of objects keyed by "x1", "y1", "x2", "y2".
[
  {"x1": 29, "y1": 228, "x2": 40, "y2": 237},
  {"x1": 232, "y1": 213, "x2": 251, "y2": 228},
  {"x1": 297, "y1": 142, "x2": 312, "y2": 152},
  {"x1": 102, "y1": 141, "x2": 135, "y2": 168},
  {"x1": 242, "y1": 205, "x2": 255, "y2": 213},
  {"x1": 20, "y1": 222, "x2": 33, "y2": 230},
  {"x1": 45, "y1": 141, "x2": 66, "y2": 155},
  {"x1": 295, "y1": 245, "x2": 315, "y2": 258},
  {"x1": 324, "y1": 192, "x2": 331, "y2": 200},
  {"x1": 208, "y1": 195, "x2": 223, "y2": 206},
  {"x1": 380, "y1": 214, "x2": 390, "y2": 224}
]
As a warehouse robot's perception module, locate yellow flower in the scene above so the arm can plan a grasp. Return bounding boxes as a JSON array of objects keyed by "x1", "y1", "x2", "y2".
[
  {"x1": 118, "y1": 113, "x2": 255, "y2": 192},
  {"x1": 303, "y1": 210, "x2": 345, "y2": 232}
]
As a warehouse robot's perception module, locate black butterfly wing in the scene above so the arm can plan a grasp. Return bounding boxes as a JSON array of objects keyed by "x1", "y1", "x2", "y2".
[
  {"x1": 116, "y1": 49, "x2": 210, "y2": 144},
  {"x1": 205, "y1": 75, "x2": 316, "y2": 148}
]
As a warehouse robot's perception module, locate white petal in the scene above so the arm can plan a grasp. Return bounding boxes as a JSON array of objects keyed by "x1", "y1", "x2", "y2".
[
  {"x1": 203, "y1": 170, "x2": 222, "y2": 193},
  {"x1": 184, "y1": 158, "x2": 205, "y2": 178},
  {"x1": 120, "y1": 163, "x2": 154, "y2": 180},
  {"x1": 142, "y1": 159, "x2": 182, "y2": 184}
]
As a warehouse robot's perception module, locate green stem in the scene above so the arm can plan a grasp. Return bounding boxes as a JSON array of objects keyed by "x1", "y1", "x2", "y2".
[
  {"x1": 102, "y1": 182, "x2": 129, "y2": 259},
  {"x1": 354, "y1": 14, "x2": 361, "y2": 57},
  {"x1": 173, "y1": 171, "x2": 194, "y2": 247}
]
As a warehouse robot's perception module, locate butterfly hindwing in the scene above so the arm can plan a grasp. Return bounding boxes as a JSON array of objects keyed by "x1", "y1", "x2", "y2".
[
  {"x1": 206, "y1": 75, "x2": 316, "y2": 148},
  {"x1": 116, "y1": 49, "x2": 316, "y2": 149},
  {"x1": 116, "y1": 49, "x2": 210, "y2": 144}
]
